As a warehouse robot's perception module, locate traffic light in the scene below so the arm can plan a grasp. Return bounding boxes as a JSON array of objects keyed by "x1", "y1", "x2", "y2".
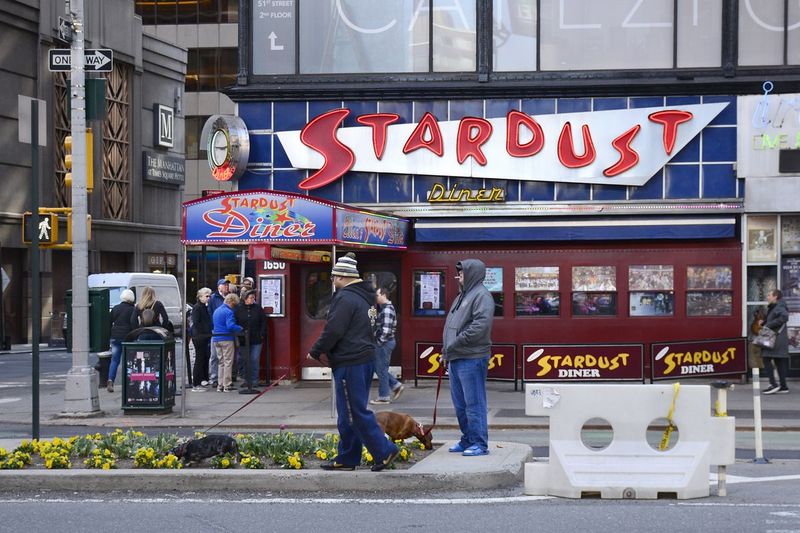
[
  {"x1": 63, "y1": 128, "x2": 93, "y2": 192},
  {"x1": 67, "y1": 212, "x2": 92, "y2": 242},
  {"x1": 22, "y1": 211, "x2": 59, "y2": 245}
]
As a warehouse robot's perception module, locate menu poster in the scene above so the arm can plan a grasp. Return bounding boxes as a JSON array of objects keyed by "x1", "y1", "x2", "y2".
[
  {"x1": 747, "y1": 216, "x2": 778, "y2": 263},
  {"x1": 260, "y1": 275, "x2": 284, "y2": 316},
  {"x1": 782, "y1": 216, "x2": 800, "y2": 254},
  {"x1": 515, "y1": 267, "x2": 559, "y2": 291},
  {"x1": 629, "y1": 265, "x2": 674, "y2": 290},
  {"x1": 572, "y1": 266, "x2": 616, "y2": 291},
  {"x1": 420, "y1": 273, "x2": 441, "y2": 310},
  {"x1": 782, "y1": 257, "x2": 800, "y2": 313},
  {"x1": 483, "y1": 267, "x2": 503, "y2": 292}
]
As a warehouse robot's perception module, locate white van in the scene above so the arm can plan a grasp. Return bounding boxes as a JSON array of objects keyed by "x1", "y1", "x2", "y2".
[{"x1": 87, "y1": 273, "x2": 183, "y2": 335}]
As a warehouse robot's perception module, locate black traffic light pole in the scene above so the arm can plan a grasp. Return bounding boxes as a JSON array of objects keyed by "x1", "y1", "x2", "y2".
[{"x1": 30, "y1": 99, "x2": 40, "y2": 440}]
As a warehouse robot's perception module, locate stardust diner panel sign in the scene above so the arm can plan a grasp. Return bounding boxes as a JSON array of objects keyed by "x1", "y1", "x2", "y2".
[
  {"x1": 522, "y1": 344, "x2": 645, "y2": 382},
  {"x1": 336, "y1": 207, "x2": 408, "y2": 248},
  {"x1": 415, "y1": 342, "x2": 516, "y2": 382},
  {"x1": 650, "y1": 338, "x2": 747, "y2": 381},
  {"x1": 276, "y1": 103, "x2": 727, "y2": 190}
]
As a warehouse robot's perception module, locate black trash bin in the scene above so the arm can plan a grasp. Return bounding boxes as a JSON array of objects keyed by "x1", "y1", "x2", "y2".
[{"x1": 121, "y1": 326, "x2": 176, "y2": 414}]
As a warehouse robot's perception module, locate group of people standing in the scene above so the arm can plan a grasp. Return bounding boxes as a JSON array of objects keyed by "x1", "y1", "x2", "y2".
[
  {"x1": 308, "y1": 252, "x2": 493, "y2": 472},
  {"x1": 107, "y1": 286, "x2": 173, "y2": 393},
  {"x1": 190, "y1": 277, "x2": 267, "y2": 393}
]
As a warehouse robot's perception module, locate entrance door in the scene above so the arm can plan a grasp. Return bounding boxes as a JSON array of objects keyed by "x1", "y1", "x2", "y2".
[{"x1": 298, "y1": 256, "x2": 401, "y2": 379}]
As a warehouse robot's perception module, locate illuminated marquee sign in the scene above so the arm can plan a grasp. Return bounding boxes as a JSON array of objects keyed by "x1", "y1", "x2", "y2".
[
  {"x1": 651, "y1": 338, "x2": 747, "y2": 381},
  {"x1": 522, "y1": 344, "x2": 644, "y2": 382},
  {"x1": 336, "y1": 208, "x2": 407, "y2": 248},
  {"x1": 427, "y1": 183, "x2": 505, "y2": 203},
  {"x1": 276, "y1": 103, "x2": 727, "y2": 190},
  {"x1": 415, "y1": 342, "x2": 516, "y2": 382}
]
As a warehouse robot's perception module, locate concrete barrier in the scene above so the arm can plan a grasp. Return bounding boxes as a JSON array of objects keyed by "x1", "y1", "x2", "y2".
[{"x1": 524, "y1": 383, "x2": 735, "y2": 499}]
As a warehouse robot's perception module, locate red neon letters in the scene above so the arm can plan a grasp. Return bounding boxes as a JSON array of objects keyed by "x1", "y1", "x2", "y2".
[{"x1": 296, "y1": 108, "x2": 696, "y2": 190}]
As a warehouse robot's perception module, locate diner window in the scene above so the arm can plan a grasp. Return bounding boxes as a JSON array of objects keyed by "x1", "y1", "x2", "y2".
[
  {"x1": 306, "y1": 271, "x2": 333, "y2": 319},
  {"x1": 364, "y1": 271, "x2": 398, "y2": 303},
  {"x1": 572, "y1": 266, "x2": 616, "y2": 317},
  {"x1": 515, "y1": 267, "x2": 559, "y2": 317},
  {"x1": 686, "y1": 266, "x2": 733, "y2": 316},
  {"x1": 186, "y1": 48, "x2": 238, "y2": 92},
  {"x1": 628, "y1": 265, "x2": 674, "y2": 317},
  {"x1": 483, "y1": 267, "x2": 504, "y2": 317},
  {"x1": 414, "y1": 270, "x2": 446, "y2": 316}
]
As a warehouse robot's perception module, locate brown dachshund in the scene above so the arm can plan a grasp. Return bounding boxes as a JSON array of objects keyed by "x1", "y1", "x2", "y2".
[{"x1": 375, "y1": 411, "x2": 433, "y2": 450}]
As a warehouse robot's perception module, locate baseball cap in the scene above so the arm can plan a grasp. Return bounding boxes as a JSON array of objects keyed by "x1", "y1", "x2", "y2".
[{"x1": 217, "y1": 278, "x2": 230, "y2": 287}]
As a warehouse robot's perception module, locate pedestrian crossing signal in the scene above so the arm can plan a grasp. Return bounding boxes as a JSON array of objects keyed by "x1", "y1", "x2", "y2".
[{"x1": 22, "y1": 212, "x2": 59, "y2": 245}]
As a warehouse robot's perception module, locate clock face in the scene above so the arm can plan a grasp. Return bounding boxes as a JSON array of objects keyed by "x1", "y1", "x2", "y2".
[{"x1": 210, "y1": 130, "x2": 229, "y2": 167}]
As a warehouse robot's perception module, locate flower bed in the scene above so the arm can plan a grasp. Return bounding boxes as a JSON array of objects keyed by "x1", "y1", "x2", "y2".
[{"x1": 0, "y1": 430, "x2": 433, "y2": 471}]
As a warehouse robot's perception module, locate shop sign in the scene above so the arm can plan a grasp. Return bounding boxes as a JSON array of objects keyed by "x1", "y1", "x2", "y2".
[
  {"x1": 336, "y1": 207, "x2": 408, "y2": 248},
  {"x1": 415, "y1": 342, "x2": 516, "y2": 382},
  {"x1": 143, "y1": 151, "x2": 185, "y2": 185},
  {"x1": 738, "y1": 89, "x2": 800, "y2": 177},
  {"x1": 182, "y1": 191, "x2": 334, "y2": 245},
  {"x1": 651, "y1": 338, "x2": 747, "y2": 380},
  {"x1": 427, "y1": 182, "x2": 505, "y2": 203},
  {"x1": 276, "y1": 103, "x2": 727, "y2": 189},
  {"x1": 522, "y1": 344, "x2": 644, "y2": 381}
]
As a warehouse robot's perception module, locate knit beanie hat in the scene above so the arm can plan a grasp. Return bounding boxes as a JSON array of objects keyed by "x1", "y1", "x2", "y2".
[{"x1": 331, "y1": 252, "x2": 360, "y2": 278}]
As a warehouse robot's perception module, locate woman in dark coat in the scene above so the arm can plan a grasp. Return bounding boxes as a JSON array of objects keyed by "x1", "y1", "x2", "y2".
[
  {"x1": 107, "y1": 289, "x2": 137, "y2": 393},
  {"x1": 235, "y1": 290, "x2": 267, "y2": 388},
  {"x1": 191, "y1": 287, "x2": 213, "y2": 391},
  {"x1": 761, "y1": 289, "x2": 790, "y2": 394}
]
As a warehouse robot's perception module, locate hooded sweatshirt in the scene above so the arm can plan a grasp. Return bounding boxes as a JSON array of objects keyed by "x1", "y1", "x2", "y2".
[
  {"x1": 442, "y1": 259, "x2": 495, "y2": 361},
  {"x1": 309, "y1": 280, "x2": 377, "y2": 369}
]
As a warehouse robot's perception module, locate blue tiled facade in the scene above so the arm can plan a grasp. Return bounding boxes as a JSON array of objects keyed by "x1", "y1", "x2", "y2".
[{"x1": 237, "y1": 95, "x2": 739, "y2": 205}]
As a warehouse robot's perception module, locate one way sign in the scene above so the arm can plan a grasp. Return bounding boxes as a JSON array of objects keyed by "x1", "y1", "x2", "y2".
[{"x1": 48, "y1": 49, "x2": 113, "y2": 72}]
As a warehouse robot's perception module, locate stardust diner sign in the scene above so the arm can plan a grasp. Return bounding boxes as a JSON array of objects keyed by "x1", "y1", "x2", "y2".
[
  {"x1": 651, "y1": 338, "x2": 747, "y2": 380},
  {"x1": 276, "y1": 103, "x2": 728, "y2": 189},
  {"x1": 522, "y1": 344, "x2": 644, "y2": 381}
]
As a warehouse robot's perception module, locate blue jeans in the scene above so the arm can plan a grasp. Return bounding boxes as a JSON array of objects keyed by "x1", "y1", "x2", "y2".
[
  {"x1": 449, "y1": 356, "x2": 490, "y2": 451},
  {"x1": 374, "y1": 340, "x2": 399, "y2": 400},
  {"x1": 333, "y1": 362, "x2": 398, "y2": 466},
  {"x1": 238, "y1": 343, "x2": 261, "y2": 385},
  {"x1": 108, "y1": 338, "x2": 123, "y2": 384}
]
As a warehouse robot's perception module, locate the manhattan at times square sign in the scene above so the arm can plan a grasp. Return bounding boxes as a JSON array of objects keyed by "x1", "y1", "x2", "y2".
[{"x1": 271, "y1": 103, "x2": 727, "y2": 190}]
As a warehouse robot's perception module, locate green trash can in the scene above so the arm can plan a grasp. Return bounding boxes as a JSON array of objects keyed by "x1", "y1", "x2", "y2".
[
  {"x1": 64, "y1": 288, "x2": 111, "y2": 353},
  {"x1": 121, "y1": 327, "x2": 176, "y2": 414}
]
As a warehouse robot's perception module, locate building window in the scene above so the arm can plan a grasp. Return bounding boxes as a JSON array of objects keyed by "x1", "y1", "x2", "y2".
[
  {"x1": 102, "y1": 62, "x2": 132, "y2": 221},
  {"x1": 628, "y1": 265, "x2": 674, "y2": 317},
  {"x1": 686, "y1": 266, "x2": 733, "y2": 316},
  {"x1": 185, "y1": 116, "x2": 210, "y2": 160},
  {"x1": 413, "y1": 270, "x2": 446, "y2": 316},
  {"x1": 186, "y1": 48, "x2": 238, "y2": 92},
  {"x1": 135, "y1": 0, "x2": 239, "y2": 25},
  {"x1": 514, "y1": 266, "x2": 559, "y2": 317},
  {"x1": 305, "y1": 271, "x2": 333, "y2": 319},
  {"x1": 571, "y1": 266, "x2": 617, "y2": 317}
]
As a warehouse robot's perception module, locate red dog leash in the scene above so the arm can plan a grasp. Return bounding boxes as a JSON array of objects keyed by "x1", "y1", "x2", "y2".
[
  {"x1": 424, "y1": 363, "x2": 445, "y2": 436},
  {"x1": 202, "y1": 374, "x2": 287, "y2": 433}
]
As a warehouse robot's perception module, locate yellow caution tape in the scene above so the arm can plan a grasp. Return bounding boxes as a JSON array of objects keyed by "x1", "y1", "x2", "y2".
[
  {"x1": 714, "y1": 399, "x2": 726, "y2": 417},
  {"x1": 659, "y1": 382, "x2": 681, "y2": 451}
]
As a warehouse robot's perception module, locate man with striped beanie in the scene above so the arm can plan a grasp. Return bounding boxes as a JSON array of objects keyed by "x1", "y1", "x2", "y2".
[{"x1": 308, "y1": 252, "x2": 399, "y2": 472}]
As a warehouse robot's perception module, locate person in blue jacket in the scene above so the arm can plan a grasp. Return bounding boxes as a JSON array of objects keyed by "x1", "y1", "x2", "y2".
[{"x1": 211, "y1": 293, "x2": 242, "y2": 393}]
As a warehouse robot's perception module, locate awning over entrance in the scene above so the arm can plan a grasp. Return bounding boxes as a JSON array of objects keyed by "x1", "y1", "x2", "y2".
[
  {"x1": 181, "y1": 190, "x2": 408, "y2": 249},
  {"x1": 414, "y1": 216, "x2": 737, "y2": 242}
]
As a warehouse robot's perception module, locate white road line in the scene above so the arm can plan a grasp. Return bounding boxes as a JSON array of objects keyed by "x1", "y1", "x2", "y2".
[
  {"x1": 709, "y1": 473, "x2": 800, "y2": 485},
  {"x1": 679, "y1": 503, "x2": 800, "y2": 508},
  {"x1": 0, "y1": 496, "x2": 553, "y2": 505},
  {"x1": 0, "y1": 397, "x2": 21, "y2": 404}
]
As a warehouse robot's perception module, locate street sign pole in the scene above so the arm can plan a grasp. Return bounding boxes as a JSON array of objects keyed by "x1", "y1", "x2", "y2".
[
  {"x1": 30, "y1": 99, "x2": 40, "y2": 439},
  {"x1": 63, "y1": 0, "x2": 99, "y2": 415}
]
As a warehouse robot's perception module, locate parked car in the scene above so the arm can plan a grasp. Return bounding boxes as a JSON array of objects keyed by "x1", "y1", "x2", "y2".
[{"x1": 88, "y1": 273, "x2": 184, "y2": 335}]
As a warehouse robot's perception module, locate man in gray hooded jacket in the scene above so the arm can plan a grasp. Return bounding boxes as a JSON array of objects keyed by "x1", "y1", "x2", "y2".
[{"x1": 442, "y1": 258, "x2": 495, "y2": 456}]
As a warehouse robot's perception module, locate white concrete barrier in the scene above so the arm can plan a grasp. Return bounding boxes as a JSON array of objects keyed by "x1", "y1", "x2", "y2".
[{"x1": 524, "y1": 383, "x2": 735, "y2": 499}]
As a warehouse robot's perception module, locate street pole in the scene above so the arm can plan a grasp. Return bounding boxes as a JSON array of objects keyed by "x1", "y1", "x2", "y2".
[
  {"x1": 31, "y1": 100, "x2": 40, "y2": 439},
  {"x1": 63, "y1": 0, "x2": 99, "y2": 414}
]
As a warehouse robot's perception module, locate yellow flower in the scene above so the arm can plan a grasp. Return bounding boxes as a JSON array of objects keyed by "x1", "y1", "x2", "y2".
[
  {"x1": 364, "y1": 453, "x2": 373, "y2": 463},
  {"x1": 221, "y1": 458, "x2": 230, "y2": 468},
  {"x1": 102, "y1": 463, "x2": 111, "y2": 470},
  {"x1": 400, "y1": 449, "x2": 408, "y2": 460}
]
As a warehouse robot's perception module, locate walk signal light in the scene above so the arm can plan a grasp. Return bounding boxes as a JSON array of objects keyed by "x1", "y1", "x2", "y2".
[
  {"x1": 63, "y1": 128, "x2": 93, "y2": 192},
  {"x1": 22, "y1": 211, "x2": 59, "y2": 245}
]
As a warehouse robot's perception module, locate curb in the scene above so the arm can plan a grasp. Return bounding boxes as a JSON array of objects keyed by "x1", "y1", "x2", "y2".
[{"x1": 0, "y1": 442, "x2": 531, "y2": 493}]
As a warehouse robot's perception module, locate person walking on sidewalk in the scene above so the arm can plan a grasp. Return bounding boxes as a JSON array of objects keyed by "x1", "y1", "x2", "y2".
[
  {"x1": 235, "y1": 289, "x2": 266, "y2": 388},
  {"x1": 191, "y1": 287, "x2": 213, "y2": 391},
  {"x1": 442, "y1": 259, "x2": 495, "y2": 457},
  {"x1": 107, "y1": 289, "x2": 137, "y2": 393},
  {"x1": 212, "y1": 293, "x2": 242, "y2": 393},
  {"x1": 308, "y1": 252, "x2": 398, "y2": 472},
  {"x1": 762, "y1": 289, "x2": 790, "y2": 395},
  {"x1": 370, "y1": 286, "x2": 404, "y2": 405},
  {"x1": 207, "y1": 278, "x2": 230, "y2": 388}
]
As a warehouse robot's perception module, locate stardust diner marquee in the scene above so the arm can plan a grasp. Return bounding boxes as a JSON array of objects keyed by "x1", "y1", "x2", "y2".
[{"x1": 182, "y1": 190, "x2": 408, "y2": 248}]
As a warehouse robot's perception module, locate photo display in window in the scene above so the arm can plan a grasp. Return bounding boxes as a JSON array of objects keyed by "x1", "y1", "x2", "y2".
[
  {"x1": 629, "y1": 265, "x2": 673, "y2": 291},
  {"x1": 629, "y1": 292, "x2": 674, "y2": 316},
  {"x1": 686, "y1": 266, "x2": 732, "y2": 290},
  {"x1": 747, "y1": 216, "x2": 778, "y2": 263},
  {"x1": 687, "y1": 291, "x2": 732, "y2": 316},
  {"x1": 515, "y1": 267, "x2": 558, "y2": 291},
  {"x1": 782, "y1": 216, "x2": 800, "y2": 254},
  {"x1": 516, "y1": 292, "x2": 559, "y2": 316},
  {"x1": 572, "y1": 292, "x2": 616, "y2": 316},
  {"x1": 572, "y1": 266, "x2": 616, "y2": 291}
]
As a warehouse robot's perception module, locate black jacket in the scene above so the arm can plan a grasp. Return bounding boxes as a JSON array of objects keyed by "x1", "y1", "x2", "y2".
[
  {"x1": 234, "y1": 302, "x2": 266, "y2": 345},
  {"x1": 130, "y1": 300, "x2": 170, "y2": 330},
  {"x1": 309, "y1": 280, "x2": 376, "y2": 369},
  {"x1": 191, "y1": 302, "x2": 212, "y2": 339},
  {"x1": 110, "y1": 301, "x2": 137, "y2": 341}
]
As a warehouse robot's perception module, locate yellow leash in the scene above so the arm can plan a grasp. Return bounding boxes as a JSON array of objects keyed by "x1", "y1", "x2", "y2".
[{"x1": 659, "y1": 383, "x2": 681, "y2": 451}]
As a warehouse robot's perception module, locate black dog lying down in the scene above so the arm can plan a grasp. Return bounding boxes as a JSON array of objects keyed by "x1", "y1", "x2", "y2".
[{"x1": 171, "y1": 435, "x2": 239, "y2": 466}]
